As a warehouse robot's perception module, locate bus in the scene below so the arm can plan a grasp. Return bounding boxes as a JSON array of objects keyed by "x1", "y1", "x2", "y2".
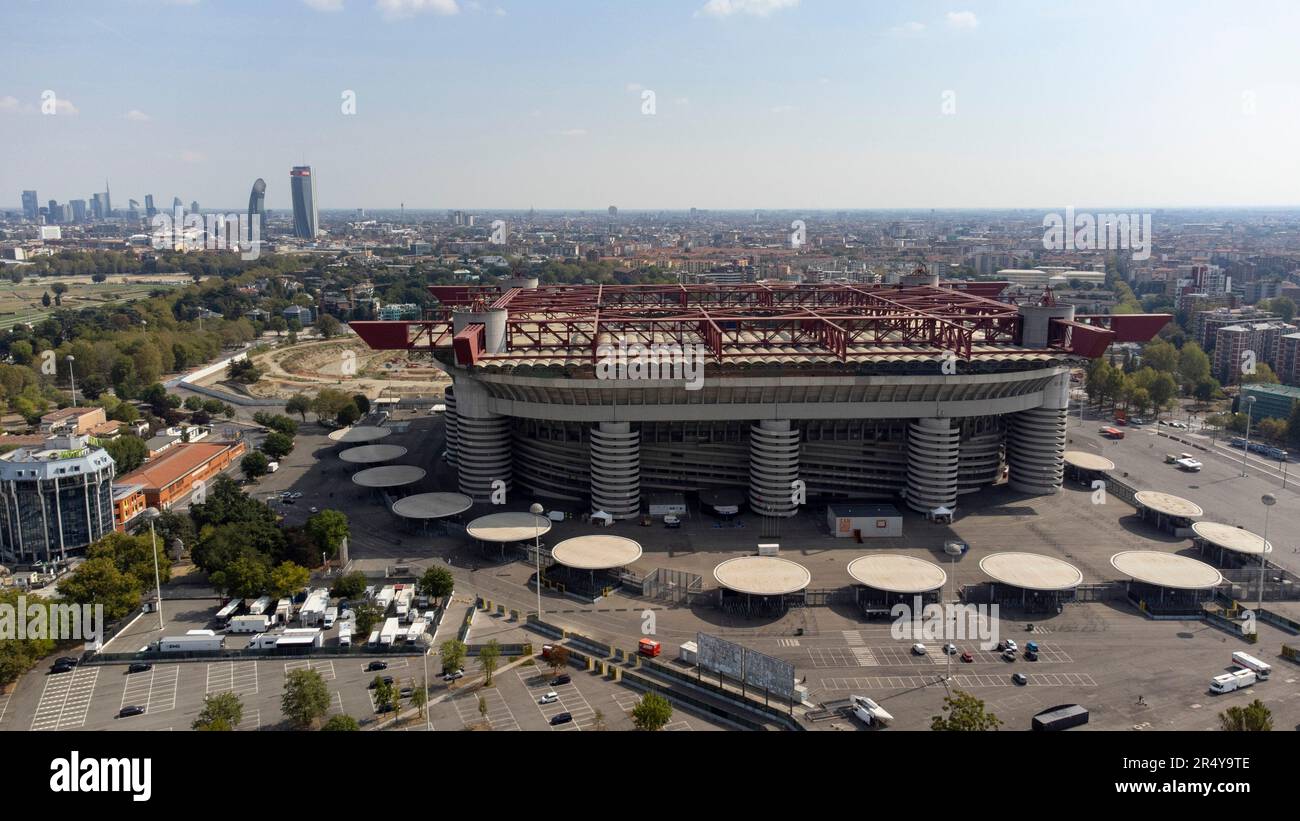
[
  {"x1": 1032, "y1": 704, "x2": 1089, "y2": 731},
  {"x1": 214, "y1": 599, "x2": 243, "y2": 628},
  {"x1": 1099, "y1": 426, "x2": 1125, "y2": 440}
]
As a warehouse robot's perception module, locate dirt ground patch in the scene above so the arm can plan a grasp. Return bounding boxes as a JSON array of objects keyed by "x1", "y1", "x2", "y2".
[{"x1": 226, "y1": 336, "x2": 450, "y2": 400}]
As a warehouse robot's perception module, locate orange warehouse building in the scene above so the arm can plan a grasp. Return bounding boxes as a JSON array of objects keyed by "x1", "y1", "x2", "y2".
[{"x1": 117, "y1": 440, "x2": 247, "y2": 511}]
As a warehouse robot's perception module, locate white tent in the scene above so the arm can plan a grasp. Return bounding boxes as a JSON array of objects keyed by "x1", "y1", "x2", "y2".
[
  {"x1": 928, "y1": 506, "x2": 954, "y2": 523},
  {"x1": 591, "y1": 511, "x2": 614, "y2": 526}
]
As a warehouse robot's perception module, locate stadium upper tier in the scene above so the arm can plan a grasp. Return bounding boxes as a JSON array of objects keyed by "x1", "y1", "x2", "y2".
[{"x1": 351, "y1": 282, "x2": 1170, "y2": 371}]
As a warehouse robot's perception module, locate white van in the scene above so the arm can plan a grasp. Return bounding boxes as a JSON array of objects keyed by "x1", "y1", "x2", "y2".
[{"x1": 1210, "y1": 669, "x2": 1257, "y2": 693}]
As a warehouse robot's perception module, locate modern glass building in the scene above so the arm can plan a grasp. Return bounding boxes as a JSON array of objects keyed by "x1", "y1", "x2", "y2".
[
  {"x1": 21, "y1": 190, "x2": 38, "y2": 221},
  {"x1": 290, "y1": 166, "x2": 318, "y2": 239},
  {"x1": 0, "y1": 435, "x2": 116, "y2": 565},
  {"x1": 248, "y1": 177, "x2": 266, "y2": 243}
]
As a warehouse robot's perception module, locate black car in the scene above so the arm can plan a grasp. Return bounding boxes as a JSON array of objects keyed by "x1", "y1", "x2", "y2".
[
  {"x1": 375, "y1": 703, "x2": 395, "y2": 714},
  {"x1": 51, "y1": 662, "x2": 75, "y2": 674},
  {"x1": 399, "y1": 687, "x2": 415, "y2": 699},
  {"x1": 367, "y1": 661, "x2": 388, "y2": 672},
  {"x1": 551, "y1": 674, "x2": 571, "y2": 686},
  {"x1": 1012, "y1": 673, "x2": 1028, "y2": 686},
  {"x1": 1024, "y1": 650, "x2": 1039, "y2": 662},
  {"x1": 56, "y1": 656, "x2": 79, "y2": 667},
  {"x1": 368, "y1": 676, "x2": 395, "y2": 688},
  {"x1": 127, "y1": 663, "x2": 153, "y2": 674},
  {"x1": 549, "y1": 711, "x2": 573, "y2": 726},
  {"x1": 118, "y1": 706, "x2": 146, "y2": 718}
]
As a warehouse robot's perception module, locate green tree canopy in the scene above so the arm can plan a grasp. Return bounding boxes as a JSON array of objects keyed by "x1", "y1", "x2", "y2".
[{"x1": 631, "y1": 692, "x2": 673, "y2": 731}]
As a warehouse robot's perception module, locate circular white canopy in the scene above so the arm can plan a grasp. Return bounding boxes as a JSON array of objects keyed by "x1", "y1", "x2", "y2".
[
  {"x1": 1110, "y1": 551, "x2": 1224, "y2": 590},
  {"x1": 847, "y1": 554, "x2": 947, "y2": 593},
  {"x1": 350, "y1": 465, "x2": 426, "y2": 488},
  {"x1": 713, "y1": 556, "x2": 811, "y2": 596},
  {"x1": 551, "y1": 535, "x2": 643, "y2": 570},
  {"x1": 979, "y1": 552, "x2": 1083, "y2": 591},
  {"x1": 465, "y1": 512, "x2": 552, "y2": 543},
  {"x1": 391, "y1": 492, "x2": 474, "y2": 520}
]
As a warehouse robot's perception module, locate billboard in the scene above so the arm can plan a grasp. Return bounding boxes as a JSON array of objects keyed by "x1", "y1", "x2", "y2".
[{"x1": 696, "y1": 632, "x2": 795, "y2": 700}]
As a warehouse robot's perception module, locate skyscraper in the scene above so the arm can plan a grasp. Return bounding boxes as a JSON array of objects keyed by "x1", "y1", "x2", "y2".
[
  {"x1": 248, "y1": 178, "x2": 266, "y2": 243},
  {"x1": 190, "y1": 200, "x2": 200, "y2": 214},
  {"x1": 103, "y1": 180, "x2": 111, "y2": 217},
  {"x1": 145, "y1": 194, "x2": 156, "y2": 218},
  {"x1": 290, "y1": 166, "x2": 318, "y2": 239},
  {"x1": 21, "y1": 190, "x2": 38, "y2": 221},
  {"x1": 71, "y1": 199, "x2": 87, "y2": 222}
]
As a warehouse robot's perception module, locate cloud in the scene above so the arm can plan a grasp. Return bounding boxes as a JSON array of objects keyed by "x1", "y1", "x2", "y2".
[
  {"x1": 303, "y1": 0, "x2": 344, "y2": 11},
  {"x1": 887, "y1": 21, "x2": 926, "y2": 37},
  {"x1": 625, "y1": 82, "x2": 644, "y2": 93},
  {"x1": 124, "y1": 109, "x2": 152, "y2": 121},
  {"x1": 946, "y1": 11, "x2": 979, "y2": 29},
  {"x1": 696, "y1": 0, "x2": 799, "y2": 19},
  {"x1": 0, "y1": 96, "x2": 21, "y2": 113},
  {"x1": 376, "y1": 0, "x2": 459, "y2": 20},
  {"x1": 52, "y1": 98, "x2": 79, "y2": 115}
]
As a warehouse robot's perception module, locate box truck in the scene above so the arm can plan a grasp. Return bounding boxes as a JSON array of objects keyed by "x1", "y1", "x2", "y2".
[
  {"x1": 1210, "y1": 669, "x2": 1257, "y2": 694},
  {"x1": 158, "y1": 634, "x2": 225, "y2": 652},
  {"x1": 850, "y1": 695, "x2": 894, "y2": 727}
]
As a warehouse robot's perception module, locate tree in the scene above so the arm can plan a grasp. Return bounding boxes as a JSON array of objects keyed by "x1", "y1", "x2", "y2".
[
  {"x1": 193, "y1": 692, "x2": 244, "y2": 730},
  {"x1": 931, "y1": 689, "x2": 1002, "y2": 731},
  {"x1": 352, "y1": 394, "x2": 371, "y2": 415},
  {"x1": 305, "y1": 509, "x2": 349, "y2": 559},
  {"x1": 1288, "y1": 401, "x2": 1300, "y2": 450},
  {"x1": 322, "y1": 714, "x2": 359, "y2": 731},
  {"x1": 51, "y1": 283, "x2": 68, "y2": 306},
  {"x1": 227, "y1": 358, "x2": 261, "y2": 384},
  {"x1": 208, "y1": 554, "x2": 271, "y2": 599},
  {"x1": 441, "y1": 639, "x2": 468, "y2": 677},
  {"x1": 282, "y1": 669, "x2": 331, "y2": 728},
  {"x1": 330, "y1": 571, "x2": 368, "y2": 600},
  {"x1": 354, "y1": 603, "x2": 383, "y2": 637},
  {"x1": 87, "y1": 531, "x2": 171, "y2": 589},
  {"x1": 1176, "y1": 342, "x2": 1212, "y2": 388},
  {"x1": 286, "y1": 393, "x2": 311, "y2": 421},
  {"x1": 56, "y1": 557, "x2": 142, "y2": 620},
  {"x1": 478, "y1": 640, "x2": 501, "y2": 686},
  {"x1": 1142, "y1": 339, "x2": 1179, "y2": 373},
  {"x1": 311, "y1": 388, "x2": 353, "y2": 422},
  {"x1": 592, "y1": 709, "x2": 607, "y2": 731},
  {"x1": 546, "y1": 645, "x2": 570, "y2": 679},
  {"x1": 41, "y1": 291, "x2": 51, "y2": 308},
  {"x1": 103, "y1": 435, "x2": 148, "y2": 473},
  {"x1": 269, "y1": 561, "x2": 310, "y2": 598},
  {"x1": 261, "y1": 431, "x2": 295, "y2": 459},
  {"x1": 317, "y1": 314, "x2": 342, "y2": 338},
  {"x1": 241, "y1": 450, "x2": 270, "y2": 479},
  {"x1": 336, "y1": 402, "x2": 361, "y2": 427},
  {"x1": 373, "y1": 676, "x2": 396, "y2": 712},
  {"x1": 411, "y1": 679, "x2": 428, "y2": 719},
  {"x1": 1218, "y1": 699, "x2": 1273, "y2": 731},
  {"x1": 631, "y1": 692, "x2": 673, "y2": 731},
  {"x1": 418, "y1": 565, "x2": 455, "y2": 599},
  {"x1": 1241, "y1": 363, "x2": 1281, "y2": 385}
]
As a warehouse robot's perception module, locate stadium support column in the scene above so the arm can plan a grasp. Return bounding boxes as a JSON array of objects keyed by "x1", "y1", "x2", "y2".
[
  {"x1": 749, "y1": 420, "x2": 800, "y2": 518},
  {"x1": 906, "y1": 418, "x2": 960, "y2": 514},
  {"x1": 1007, "y1": 372, "x2": 1070, "y2": 495},
  {"x1": 443, "y1": 385, "x2": 458, "y2": 467},
  {"x1": 450, "y1": 378, "x2": 510, "y2": 503},
  {"x1": 589, "y1": 422, "x2": 640, "y2": 519}
]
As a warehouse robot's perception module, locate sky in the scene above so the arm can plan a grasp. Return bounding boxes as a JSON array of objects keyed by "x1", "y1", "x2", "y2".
[{"x1": 2, "y1": 0, "x2": 1299, "y2": 211}]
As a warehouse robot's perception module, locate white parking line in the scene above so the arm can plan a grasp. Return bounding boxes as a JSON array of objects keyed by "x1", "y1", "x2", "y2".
[
  {"x1": 451, "y1": 688, "x2": 519, "y2": 731},
  {"x1": 286, "y1": 659, "x2": 336, "y2": 681},
  {"x1": 31, "y1": 667, "x2": 100, "y2": 730},
  {"x1": 120, "y1": 669, "x2": 154, "y2": 711},
  {"x1": 149, "y1": 666, "x2": 180, "y2": 713},
  {"x1": 0, "y1": 692, "x2": 10, "y2": 727},
  {"x1": 237, "y1": 707, "x2": 261, "y2": 731},
  {"x1": 516, "y1": 669, "x2": 596, "y2": 731},
  {"x1": 206, "y1": 661, "x2": 259, "y2": 696}
]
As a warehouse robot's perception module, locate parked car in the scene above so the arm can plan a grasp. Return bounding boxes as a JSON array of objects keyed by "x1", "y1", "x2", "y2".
[
  {"x1": 367, "y1": 661, "x2": 388, "y2": 672},
  {"x1": 551, "y1": 674, "x2": 571, "y2": 686},
  {"x1": 960, "y1": 651, "x2": 974, "y2": 663},
  {"x1": 368, "y1": 676, "x2": 395, "y2": 688},
  {"x1": 550, "y1": 711, "x2": 574, "y2": 725},
  {"x1": 1012, "y1": 673, "x2": 1028, "y2": 685},
  {"x1": 118, "y1": 705, "x2": 146, "y2": 718},
  {"x1": 539, "y1": 691, "x2": 559, "y2": 705},
  {"x1": 943, "y1": 643, "x2": 957, "y2": 655},
  {"x1": 127, "y1": 663, "x2": 153, "y2": 674},
  {"x1": 56, "y1": 656, "x2": 79, "y2": 667},
  {"x1": 51, "y1": 662, "x2": 75, "y2": 674},
  {"x1": 1003, "y1": 649, "x2": 1018, "y2": 662},
  {"x1": 999, "y1": 639, "x2": 1017, "y2": 652},
  {"x1": 1025, "y1": 650, "x2": 1039, "y2": 661},
  {"x1": 911, "y1": 643, "x2": 927, "y2": 655},
  {"x1": 442, "y1": 669, "x2": 465, "y2": 682}
]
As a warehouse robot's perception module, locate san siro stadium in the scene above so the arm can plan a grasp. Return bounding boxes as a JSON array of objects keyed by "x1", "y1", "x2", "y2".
[{"x1": 352, "y1": 276, "x2": 1167, "y2": 520}]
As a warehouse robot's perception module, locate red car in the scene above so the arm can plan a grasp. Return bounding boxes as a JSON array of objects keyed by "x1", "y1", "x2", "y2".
[{"x1": 960, "y1": 651, "x2": 974, "y2": 663}]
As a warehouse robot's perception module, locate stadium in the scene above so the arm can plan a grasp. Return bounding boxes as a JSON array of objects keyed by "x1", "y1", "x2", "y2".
[{"x1": 351, "y1": 277, "x2": 1167, "y2": 520}]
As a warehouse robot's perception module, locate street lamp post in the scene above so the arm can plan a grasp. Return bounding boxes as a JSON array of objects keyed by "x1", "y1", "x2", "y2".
[
  {"x1": 1258, "y1": 493, "x2": 1276, "y2": 614},
  {"x1": 66, "y1": 355, "x2": 77, "y2": 408},
  {"x1": 1240, "y1": 396, "x2": 1256, "y2": 477},
  {"x1": 142, "y1": 507, "x2": 165, "y2": 630},
  {"x1": 530, "y1": 502, "x2": 545, "y2": 620}
]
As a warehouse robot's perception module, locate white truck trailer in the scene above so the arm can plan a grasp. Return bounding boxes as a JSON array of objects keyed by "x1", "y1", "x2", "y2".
[
  {"x1": 228, "y1": 615, "x2": 271, "y2": 634},
  {"x1": 1231, "y1": 651, "x2": 1272, "y2": 680},
  {"x1": 158, "y1": 634, "x2": 226, "y2": 652}
]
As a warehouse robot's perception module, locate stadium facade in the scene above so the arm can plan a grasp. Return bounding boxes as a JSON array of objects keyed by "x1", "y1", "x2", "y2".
[{"x1": 352, "y1": 279, "x2": 1167, "y2": 519}]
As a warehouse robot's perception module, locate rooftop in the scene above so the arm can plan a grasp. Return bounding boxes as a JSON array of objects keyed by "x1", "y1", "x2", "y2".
[{"x1": 118, "y1": 442, "x2": 237, "y2": 491}]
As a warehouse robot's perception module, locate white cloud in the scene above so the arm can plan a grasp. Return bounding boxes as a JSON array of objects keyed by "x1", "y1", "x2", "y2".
[
  {"x1": 887, "y1": 21, "x2": 926, "y2": 37},
  {"x1": 0, "y1": 96, "x2": 21, "y2": 113},
  {"x1": 946, "y1": 11, "x2": 979, "y2": 29},
  {"x1": 53, "y1": 98, "x2": 79, "y2": 115},
  {"x1": 376, "y1": 0, "x2": 459, "y2": 20},
  {"x1": 697, "y1": 0, "x2": 799, "y2": 19},
  {"x1": 124, "y1": 109, "x2": 152, "y2": 121},
  {"x1": 303, "y1": 0, "x2": 344, "y2": 11},
  {"x1": 625, "y1": 82, "x2": 644, "y2": 93}
]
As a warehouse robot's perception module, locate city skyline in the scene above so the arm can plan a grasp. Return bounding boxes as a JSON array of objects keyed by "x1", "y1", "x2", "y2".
[{"x1": 3, "y1": 0, "x2": 1299, "y2": 210}]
